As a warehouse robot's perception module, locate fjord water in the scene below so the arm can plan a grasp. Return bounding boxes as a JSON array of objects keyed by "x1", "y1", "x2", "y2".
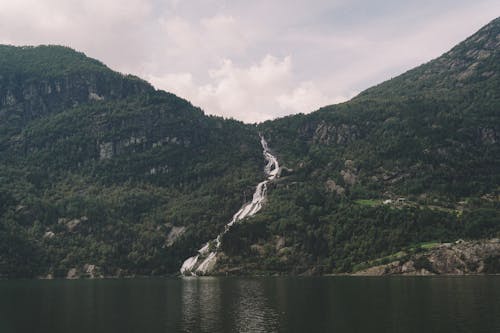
[{"x1": 1, "y1": 277, "x2": 499, "y2": 333}]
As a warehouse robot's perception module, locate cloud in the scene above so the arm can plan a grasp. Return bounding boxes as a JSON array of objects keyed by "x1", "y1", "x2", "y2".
[
  {"x1": 148, "y1": 72, "x2": 198, "y2": 100},
  {"x1": 0, "y1": 0, "x2": 152, "y2": 36},
  {"x1": 0, "y1": 0, "x2": 499, "y2": 122},
  {"x1": 277, "y1": 82, "x2": 347, "y2": 114},
  {"x1": 149, "y1": 55, "x2": 346, "y2": 122},
  {"x1": 0, "y1": 0, "x2": 154, "y2": 71},
  {"x1": 153, "y1": 13, "x2": 256, "y2": 75}
]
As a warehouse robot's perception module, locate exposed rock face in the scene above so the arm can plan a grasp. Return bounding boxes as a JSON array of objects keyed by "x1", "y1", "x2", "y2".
[
  {"x1": 66, "y1": 268, "x2": 78, "y2": 279},
  {"x1": 0, "y1": 71, "x2": 152, "y2": 121},
  {"x1": 312, "y1": 121, "x2": 360, "y2": 145},
  {"x1": 166, "y1": 226, "x2": 186, "y2": 247},
  {"x1": 340, "y1": 160, "x2": 357, "y2": 186},
  {"x1": 340, "y1": 170, "x2": 357, "y2": 186},
  {"x1": 65, "y1": 264, "x2": 102, "y2": 279},
  {"x1": 356, "y1": 261, "x2": 435, "y2": 276},
  {"x1": 83, "y1": 264, "x2": 101, "y2": 278},
  {"x1": 98, "y1": 136, "x2": 188, "y2": 161},
  {"x1": 43, "y1": 231, "x2": 55, "y2": 239},
  {"x1": 355, "y1": 239, "x2": 500, "y2": 276},
  {"x1": 275, "y1": 236, "x2": 286, "y2": 251},
  {"x1": 88, "y1": 92, "x2": 104, "y2": 101},
  {"x1": 66, "y1": 219, "x2": 81, "y2": 231},
  {"x1": 325, "y1": 179, "x2": 345, "y2": 195},
  {"x1": 99, "y1": 142, "x2": 114, "y2": 160},
  {"x1": 57, "y1": 216, "x2": 88, "y2": 232}
]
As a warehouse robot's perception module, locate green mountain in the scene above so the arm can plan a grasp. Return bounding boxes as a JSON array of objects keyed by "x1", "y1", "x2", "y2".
[
  {"x1": 218, "y1": 17, "x2": 500, "y2": 274},
  {"x1": 1, "y1": 17, "x2": 500, "y2": 278},
  {"x1": 0, "y1": 45, "x2": 263, "y2": 278}
]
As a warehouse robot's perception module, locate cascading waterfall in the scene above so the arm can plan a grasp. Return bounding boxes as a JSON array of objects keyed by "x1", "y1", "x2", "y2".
[{"x1": 180, "y1": 135, "x2": 280, "y2": 276}]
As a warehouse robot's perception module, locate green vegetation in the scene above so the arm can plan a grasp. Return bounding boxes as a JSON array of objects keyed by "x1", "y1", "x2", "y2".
[
  {"x1": 0, "y1": 45, "x2": 263, "y2": 278},
  {"x1": 220, "y1": 17, "x2": 500, "y2": 274},
  {"x1": 1, "y1": 45, "x2": 111, "y2": 78},
  {"x1": 418, "y1": 242, "x2": 440, "y2": 250},
  {"x1": 1, "y1": 17, "x2": 500, "y2": 278},
  {"x1": 354, "y1": 199, "x2": 382, "y2": 207}
]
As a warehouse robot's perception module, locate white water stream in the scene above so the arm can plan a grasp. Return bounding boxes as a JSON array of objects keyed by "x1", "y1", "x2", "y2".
[{"x1": 180, "y1": 135, "x2": 280, "y2": 276}]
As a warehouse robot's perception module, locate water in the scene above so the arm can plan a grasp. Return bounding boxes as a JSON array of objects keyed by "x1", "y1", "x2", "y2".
[{"x1": 1, "y1": 277, "x2": 499, "y2": 333}]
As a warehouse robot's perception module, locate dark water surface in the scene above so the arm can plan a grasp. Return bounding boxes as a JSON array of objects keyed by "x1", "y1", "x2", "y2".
[{"x1": 1, "y1": 276, "x2": 499, "y2": 333}]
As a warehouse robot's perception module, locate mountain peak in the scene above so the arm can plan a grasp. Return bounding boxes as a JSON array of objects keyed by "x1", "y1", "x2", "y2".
[{"x1": 0, "y1": 44, "x2": 110, "y2": 78}]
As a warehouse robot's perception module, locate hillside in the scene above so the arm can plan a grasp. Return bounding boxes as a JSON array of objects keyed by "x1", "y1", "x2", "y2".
[
  {"x1": 1, "y1": 18, "x2": 500, "y2": 278},
  {"x1": 0, "y1": 45, "x2": 263, "y2": 278},
  {"x1": 215, "y1": 17, "x2": 500, "y2": 274}
]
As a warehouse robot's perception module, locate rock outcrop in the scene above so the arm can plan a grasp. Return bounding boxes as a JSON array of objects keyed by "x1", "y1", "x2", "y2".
[
  {"x1": 65, "y1": 264, "x2": 103, "y2": 279},
  {"x1": 355, "y1": 239, "x2": 500, "y2": 276},
  {"x1": 312, "y1": 121, "x2": 360, "y2": 145}
]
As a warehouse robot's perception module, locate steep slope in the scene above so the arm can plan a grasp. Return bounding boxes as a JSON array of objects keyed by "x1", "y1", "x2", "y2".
[
  {"x1": 0, "y1": 45, "x2": 263, "y2": 278},
  {"x1": 180, "y1": 136, "x2": 280, "y2": 276},
  {"x1": 216, "y1": 17, "x2": 500, "y2": 274}
]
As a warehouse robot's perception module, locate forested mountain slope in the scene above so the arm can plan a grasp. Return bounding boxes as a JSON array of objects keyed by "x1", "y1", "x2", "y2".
[
  {"x1": 217, "y1": 17, "x2": 500, "y2": 274},
  {"x1": 0, "y1": 45, "x2": 263, "y2": 278}
]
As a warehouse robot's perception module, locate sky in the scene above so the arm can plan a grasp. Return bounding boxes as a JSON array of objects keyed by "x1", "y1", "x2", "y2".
[{"x1": 0, "y1": 1, "x2": 499, "y2": 123}]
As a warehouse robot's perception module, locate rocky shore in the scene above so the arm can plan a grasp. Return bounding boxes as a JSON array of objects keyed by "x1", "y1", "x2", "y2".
[{"x1": 355, "y1": 239, "x2": 500, "y2": 276}]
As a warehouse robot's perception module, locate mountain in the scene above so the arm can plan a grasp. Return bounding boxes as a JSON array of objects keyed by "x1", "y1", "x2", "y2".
[
  {"x1": 0, "y1": 45, "x2": 264, "y2": 278},
  {"x1": 1, "y1": 17, "x2": 500, "y2": 278},
  {"x1": 216, "y1": 17, "x2": 500, "y2": 274}
]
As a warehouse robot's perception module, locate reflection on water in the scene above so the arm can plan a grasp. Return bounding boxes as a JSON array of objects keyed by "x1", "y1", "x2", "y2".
[
  {"x1": 179, "y1": 277, "x2": 279, "y2": 333},
  {"x1": 180, "y1": 277, "x2": 222, "y2": 332},
  {"x1": 233, "y1": 279, "x2": 279, "y2": 333},
  {"x1": 0, "y1": 277, "x2": 499, "y2": 333}
]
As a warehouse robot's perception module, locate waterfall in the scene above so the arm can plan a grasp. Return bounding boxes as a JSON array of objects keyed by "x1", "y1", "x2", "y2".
[{"x1": 180, "y1": 135, "x2": 280, "y2": 276}]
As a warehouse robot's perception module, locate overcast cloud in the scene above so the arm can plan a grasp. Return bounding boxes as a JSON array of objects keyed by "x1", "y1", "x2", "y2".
[{"x1": 0, "y1": 0, "x2": 499, "y2": 122}]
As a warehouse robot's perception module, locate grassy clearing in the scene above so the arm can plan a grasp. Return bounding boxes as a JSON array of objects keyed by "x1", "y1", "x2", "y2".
[
  {"x1": 354, "y1": 199, "x2": 382, "y2": 207},
  {"x1": 419, "y1": 241, "x2": 440, "y2": 250}
]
